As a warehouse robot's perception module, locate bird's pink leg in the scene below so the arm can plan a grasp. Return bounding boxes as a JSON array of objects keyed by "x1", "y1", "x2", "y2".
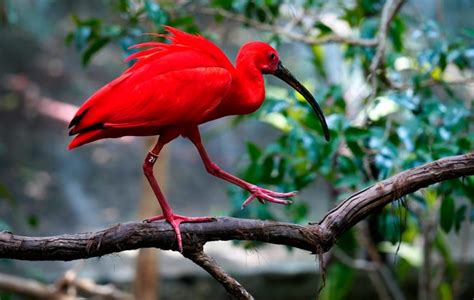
[
  {"x1": 185, "y1": 127, "x2": 296, "y2": 208},
  {"x1": 143, "y1": 134, "x2": 213, "y2": 252}
]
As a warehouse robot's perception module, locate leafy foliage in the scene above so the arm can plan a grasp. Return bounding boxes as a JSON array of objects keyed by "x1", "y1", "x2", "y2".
[{"x1": 65, "y1": 0, "x2": 201, "y2": 66}]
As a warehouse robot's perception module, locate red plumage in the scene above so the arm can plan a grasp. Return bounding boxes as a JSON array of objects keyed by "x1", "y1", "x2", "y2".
[
  {"x1": 68, "y1": 26, "x2": 329, "y2": 252},
  {"x1": 68, "y1": 27, "x2": 234, "y2": 148}
]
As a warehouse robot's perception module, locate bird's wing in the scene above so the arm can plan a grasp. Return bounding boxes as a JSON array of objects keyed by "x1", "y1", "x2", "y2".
[
  {"x1": 69, "y1": 65, "x2": 232, "y2": 134},
  {"x1": 125, "y1": 26, "x2": 235, "y2": 73},
  {"x1": 69, "y1": 27, "x2": 234, "y2": 135}
]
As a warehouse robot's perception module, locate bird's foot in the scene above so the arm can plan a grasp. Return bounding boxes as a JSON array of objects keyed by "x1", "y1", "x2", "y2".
[
  {"x1": 144, "y1": 214, "x2": 215, "y2": 252},
  {"x1": 241, "y1": 185, "x2": 297, "y2": 209}
]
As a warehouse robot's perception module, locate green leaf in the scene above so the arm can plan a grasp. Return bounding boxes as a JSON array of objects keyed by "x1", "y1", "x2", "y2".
[
  {"x1": 434, "y1": 231, "x2": 456, "y2": 279},
  {"x1": 336, "y1": 231, "x2": 357, "y2": 256},
  {"x1": 0, "y1": 183, "x2": 14, "y2": 204},
  {"x1": 440, "y1": 196, "x2": 455, "y2": 233},
  {"x1": 144, "y1": 0, "x2": 168, "y2": 26},
  {"x1": 438, "y1": 282, "x2": 453, "y2": 300},
  {"x1": 27, "y1": 214, "x2": 40, "y2": 228},
  {"x1": 102, "y1": 25, "x2": 122, "y2": 38},
  {"x1": 169, "y1": 16, "x2": 199, "y2": 33},
  {"x1": 320, "y1": 263, "x2": 355, "y2": 300},
  {"x1": 81, "y1": 37, "x2": 110, "y2": 66},
  {"x1": 260, "y1": 155, "x2": 275, "y2": 183},
  {"x1": 454, "y1": 205, "x2": 467, "y2": 232},
  {"x1": 389, "y1": 16, "x2": 406, "y2": 52},
  {"x1": 255, "y1": 7, "x2": 268, "y2": 23},
  {"x1": 360, "y1": 18, "x2": 378, "y2": 39},
  {"x1": 115, "y1": 0, "x2": 132, "y2": 13},
  {"x1": 439, "y1": 52, "x2": 447, "y2": 71},
  {"x1": 246, "y1": 142, "x2": 262, "y2": 162},
  {"x1": 462, "y1": 28, "x2": 474, "y2": 39},
  {"x1": 311, "y1": 45, "x2": 327, "y2": 78},
  {"x1": 345, "y1": 126, "x2": 370, "y2": 141},
  {"x1": 65, "y1": 32, "x2": 74, "y2": 46},
  {"x1": 211, "y1": 0, "x2": 233, "y2": 10},
  {"x1": 346, "y1": 140, "x2": 364, "y2": 157},
  {"x1": 314, "y1": 21, "x2": 332, "y2": 36},
  {"x1": 74, "y1": 26, "x2": 92, "y2": 50}
]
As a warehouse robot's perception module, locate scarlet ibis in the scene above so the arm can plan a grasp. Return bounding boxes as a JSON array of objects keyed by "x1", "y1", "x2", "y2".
[{"x1": 68, "y1": 26, "x2": 329, "y2": 251}]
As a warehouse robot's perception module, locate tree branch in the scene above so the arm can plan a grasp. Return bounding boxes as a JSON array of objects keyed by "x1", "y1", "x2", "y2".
[
  {"x1": 183, "y1": 246, "x2": 254, "y2": 300},
  {"x1": 191, "y1": 6, "x2": 378, "y2": 47},
  {"x1": 368, "y1": 0, "x2": 406, "y2": 100},
  {"x1": 369, "y1": 0, "x2": 406, "y2": 77},
  {"x1": 0, "y1": 271, "x2": 132, "y2": 300},
  {"x1": 0, "y1": 272, "x2": 56, "y2": 299},
  {"x1": 1, "y1": 153, "x2": 472, "y2": 260},
  {"x1": 315, "y1": 152, "x2": 473, "y2": 243},
  {"x1": 385, "y1": 76, "x2": 474, "y2": 91}
]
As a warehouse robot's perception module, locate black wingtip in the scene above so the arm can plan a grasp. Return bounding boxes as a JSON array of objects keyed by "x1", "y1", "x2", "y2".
[
  {"x1": 68, "y1": 116, "x2": 78, "y2": 129},
  {"x1": 69, "y1": 123, "x2": 105, "y2": 137},
  {"x1": 68, "y1": 107, "x2": 89, "y2": 129}
]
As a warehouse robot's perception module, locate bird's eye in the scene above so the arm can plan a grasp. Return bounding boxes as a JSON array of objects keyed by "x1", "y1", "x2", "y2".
[{"x1": 269, "y1": 53, "x2": 276, "y2": 60}]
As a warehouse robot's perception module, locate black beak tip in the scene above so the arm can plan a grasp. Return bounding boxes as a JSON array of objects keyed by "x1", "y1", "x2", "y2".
[{"x1": 324, "y1": 131, "x2": 330, "y2": 142}]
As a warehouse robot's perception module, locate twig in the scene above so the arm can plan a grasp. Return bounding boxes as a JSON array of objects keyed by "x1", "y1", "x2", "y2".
[
  {"x1": 386, "y1": 76, "x2": 474, "y2": 91},
  {"x1": 356, "y1": 222, "x2": 394, "y2": 300},
  {"x1": 183, "y1": 246, "x2": 254, "y2": 300},
  {"x1": 192, "y1": 6, "x2": 377, "y2": 47},
  {"x1": 419, "y1": 207, "x2": 437, "y2": 300},
  {"x1": 358, "y1": 222, "x2": 406, "y2": 300},
  {"x1": 0, "y1": 272, "x2": 57, "y2": 299},
  {"x1": 453, "y1": 201, "x2": 471, "y2": 299},
  {"x1": 70, "y1": 278, "x2": 132, "y2": 299},
  {"x1": 359, "y1": 0, "x2": 406, "y2": 123},
  {"x1": 333, "y1": 248, "x2": 377, "y2": 271},
  {"x1": 369, "y1": 0, "x2": 406, "y2": 77},
  {"x1": 0, "y1": 271, "x2": 132, "y2": 300},
  {"x1": 408, "y1": 194, "x2": 441, "y2": 300},
  {"x1": 54, "y1": 262, "x2": 84, "y2": 297}
]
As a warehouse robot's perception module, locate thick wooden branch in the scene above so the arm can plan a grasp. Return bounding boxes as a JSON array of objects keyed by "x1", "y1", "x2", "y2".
[
  {"x1": 1, "y1": 153, "x2": 473, "y2": 260},
  {"x1": 318, "y1": 152, "x2": 473, "y2": 244}
]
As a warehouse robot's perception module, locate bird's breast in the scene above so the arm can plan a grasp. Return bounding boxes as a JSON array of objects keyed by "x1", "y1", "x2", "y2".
[{"x1": 208, "y1": 85, "x2": 264, "y2": 123}]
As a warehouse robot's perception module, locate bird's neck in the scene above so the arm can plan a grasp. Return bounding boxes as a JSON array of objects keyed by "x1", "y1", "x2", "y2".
[{"x1": 233, "y1": 58, "x2": 265, "y2": 113}]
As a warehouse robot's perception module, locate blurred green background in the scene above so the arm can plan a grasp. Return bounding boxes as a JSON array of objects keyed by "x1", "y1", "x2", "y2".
[{"x1": 0, "y1": 0, "x2": 473, "y2": 299}]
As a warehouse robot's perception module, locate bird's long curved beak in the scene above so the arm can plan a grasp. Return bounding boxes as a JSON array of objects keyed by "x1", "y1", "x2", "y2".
[{"x1": 274, "y1": 62, "x2": 330, "y2": 141}]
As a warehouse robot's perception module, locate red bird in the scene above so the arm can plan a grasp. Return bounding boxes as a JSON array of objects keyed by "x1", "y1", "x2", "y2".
[{"x1": 68, "y1": 26, "x2": 329, "y2": 252}]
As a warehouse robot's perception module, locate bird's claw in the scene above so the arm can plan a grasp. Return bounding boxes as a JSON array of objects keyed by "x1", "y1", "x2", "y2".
[
  {"x1": 240, "y1": 186, "x2": 296, "y2": 209},
  {"x1": 144, "y1": 214, "x2": 214, "y2": 252}
]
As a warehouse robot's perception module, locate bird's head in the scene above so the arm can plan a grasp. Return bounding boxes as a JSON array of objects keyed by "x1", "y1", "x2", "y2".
[
  {"x1": 237, "y1": 41, "x2": 280, "y2": 74},
  {"x1": 238, "y1": 42, "x2": 330, "y2": 141}
]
